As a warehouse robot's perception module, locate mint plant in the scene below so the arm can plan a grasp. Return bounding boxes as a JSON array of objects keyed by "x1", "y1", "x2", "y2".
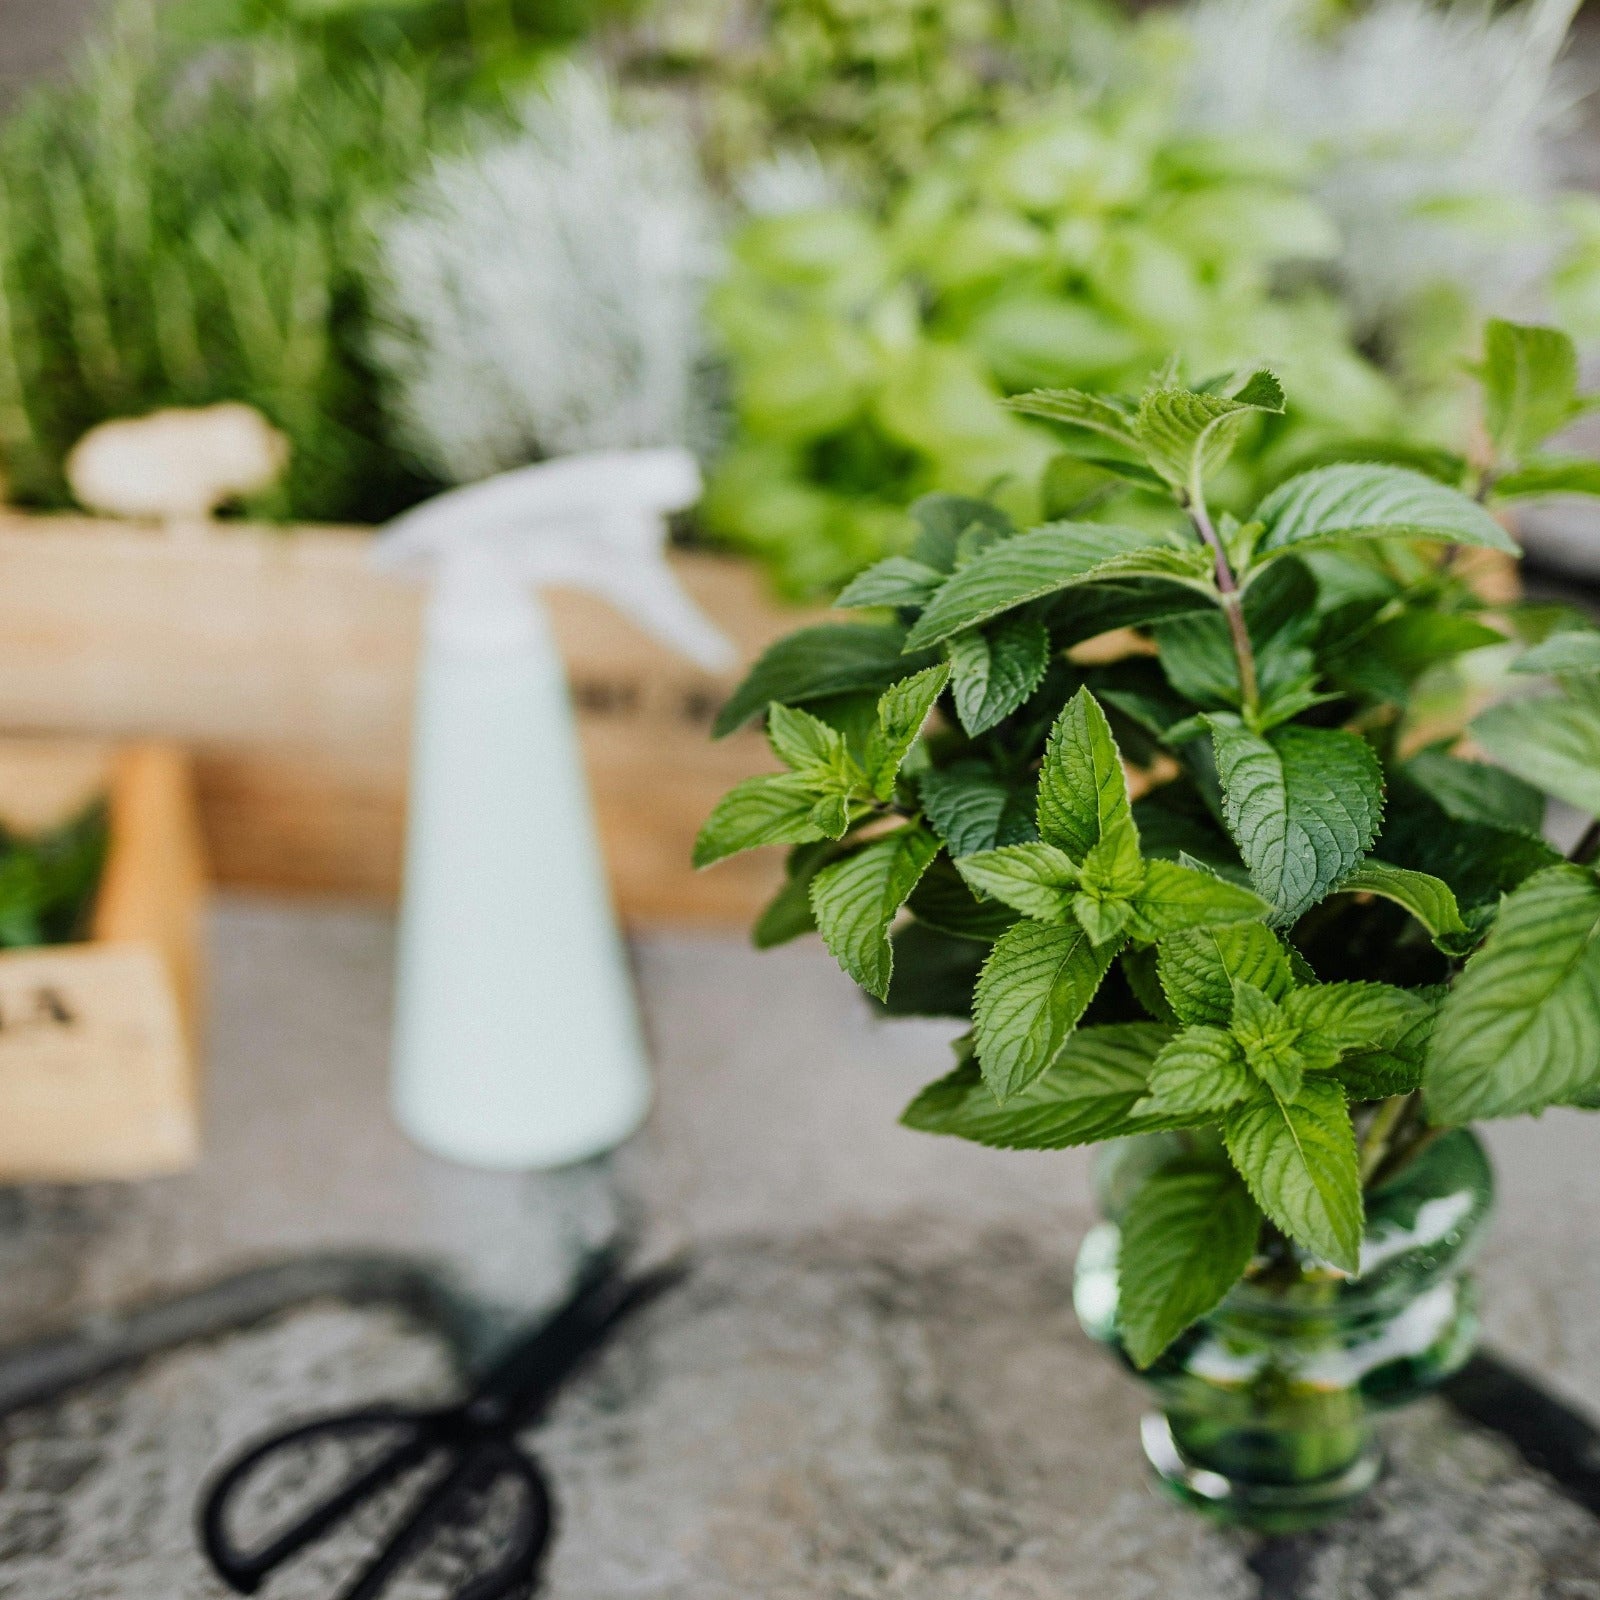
[{"x1": 698, "y1": 319, "x2": 1600, "y2": 1371}]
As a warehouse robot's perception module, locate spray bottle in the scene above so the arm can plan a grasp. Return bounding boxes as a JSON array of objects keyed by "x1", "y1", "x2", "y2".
[{"x1": 375, "y1": 448, "x2": 735, "y2": 1170}]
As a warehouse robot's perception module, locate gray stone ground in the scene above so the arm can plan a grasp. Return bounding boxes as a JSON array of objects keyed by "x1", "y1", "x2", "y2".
[
  {"x1": 0, "y1": 902, "x2": 1593, "y2": 1596},
  {"x1": 0, "y1": 1225, "x2": 1598, "y2": 1599}
]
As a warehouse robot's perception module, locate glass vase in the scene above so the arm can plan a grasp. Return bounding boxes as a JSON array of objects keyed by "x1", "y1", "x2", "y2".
[{"x1": 1074, "y1": 1128, "x2": 1494, "y2": 1533}]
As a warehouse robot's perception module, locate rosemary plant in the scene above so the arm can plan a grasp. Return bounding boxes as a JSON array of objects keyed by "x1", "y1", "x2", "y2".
[
  {"x1": 698, "y1": 319, "x2": 1600, "y2": 1367},
  {"x1": 0, "y1": 2, "x2": 440, "y2": 521}
]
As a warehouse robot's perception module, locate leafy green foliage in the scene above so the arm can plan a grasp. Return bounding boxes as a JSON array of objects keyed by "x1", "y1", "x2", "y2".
[
  {"x1": 1145, "y1": 1025, "x2": 1256, "y2": 1115},
  {"x1": 700, "y1": 69, "x2": 1425, "y2": 596},
  {"x1": 1134, "y1": 371, "x2": 1285, "y2": 496},
  {"x1": 1512, "y1": 629, "x2": 1600, "y2": 677},
  {"x1": 1206, "y1": 717, "x2": 1384, "y2": 925},
  {"x1": 713, "y1": 623, "x2": 935, "y2": 736},
  {"x1": 918, "y1": 764, "x2": 1035, "y2": 857},
  {"x1": 1473, "y1": 685, "x2": 1600, "y2": 818},
  {"x1": 1426, "y1": 865, "x2": 1600, "y2": 1122},
  {"x1": 1037, "y1": 689, "x2": 1134, "y2": 862},
  {"x1": 947, "y1": 614, "x2": 1051, "y2": 736},
  {"x1": 703, "y1": 336, "x2": 1600, "y2": 1359},
  {"x1": 901, "y1": 1023, "x2": 1185, "y2": 1148},
  {"x1": 1255, "y1": 464, "x2": 1515, "y2": 557},
  {"x1": 1118, "y1": 1160, "x2": 1262, "y2": 1367},
  {"x1": 904, "y1": 524, "x2": 1180, "y2": 649},
  {"x1": 1481, "y1": 319, "x2": 1582, "y2": 462},
  {"x1": 0, "y1": 802, "x2": 108, "y2": 948},
  {"x1": 692, "y1": 775, "x2": 843, "y2": 868},
  {"x1": 810, "y1": 827, "x2": 939, "y2": 1000},
  {"x1": 1330, "y1": 861, "x2": 1472, "y2": 955},
  {"x1": 1225, "y1": 1078, "x2": 1362, "y2": 1272},
  {"x1": 972, "y1": 920, "x2": 1118, "y2": 1100}
]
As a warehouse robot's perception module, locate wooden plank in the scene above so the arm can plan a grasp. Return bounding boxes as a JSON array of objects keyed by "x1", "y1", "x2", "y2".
[
  {"x1": 0, "y1": 513, "x2": 816, "y2": 922},
  {"x1": 91, "y1": 744, "x2": 209, "y2": 1056}
]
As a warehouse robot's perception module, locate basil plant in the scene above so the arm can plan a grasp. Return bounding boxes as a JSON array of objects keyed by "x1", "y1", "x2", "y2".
[{"x1": 697, "y1": 319, "x2": 1600, "y2": 1369}]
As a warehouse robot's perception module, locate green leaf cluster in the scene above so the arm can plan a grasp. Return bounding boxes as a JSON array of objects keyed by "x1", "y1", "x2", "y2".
[
  {"x1": 701, "y1": 331, "x2": 1600, "y2": 1367},
  {"x1": 699, "y1": 70, "x2": 1428, "y2": 597}
]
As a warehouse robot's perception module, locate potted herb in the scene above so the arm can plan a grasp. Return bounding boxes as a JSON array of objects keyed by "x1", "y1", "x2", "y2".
[{"x1": 696, "y1": 320, "x2": 1600, "y2": 1530}]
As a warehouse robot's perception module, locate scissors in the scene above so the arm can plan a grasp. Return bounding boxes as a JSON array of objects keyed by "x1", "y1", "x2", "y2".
[{"x1": 197, "y1": 1255, "x2": 679, "y2": 1600}]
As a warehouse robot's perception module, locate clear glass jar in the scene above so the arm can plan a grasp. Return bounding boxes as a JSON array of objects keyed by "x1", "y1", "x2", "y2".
[{"x1": 1074, "y1": 1128, "x2": 1494, "y2": 1533}]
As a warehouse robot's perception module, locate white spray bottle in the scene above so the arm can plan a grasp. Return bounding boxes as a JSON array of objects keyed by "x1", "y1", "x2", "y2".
[{"x1": 375, "y1": 448, "x2": 735, "y2": 1170}]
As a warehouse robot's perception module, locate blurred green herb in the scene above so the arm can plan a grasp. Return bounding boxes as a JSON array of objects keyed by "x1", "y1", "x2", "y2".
[
  {"x1": 0, "y1": 0, "x2": 633, "y2": 524},
  {"x1": 701, "y1": 70, "x2": 1420, "y2": 596},
  {"x1": 0, "y1": 803, "x2": 109, "y2": 949}
]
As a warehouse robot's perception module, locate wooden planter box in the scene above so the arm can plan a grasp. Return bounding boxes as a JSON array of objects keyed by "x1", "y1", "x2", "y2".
[
  {"x1": 0, "y1": 513, "x2": 816, "y2": 926},
  {"x1": 0, "y1": 738, "x2": 205, "y2": 1179}
]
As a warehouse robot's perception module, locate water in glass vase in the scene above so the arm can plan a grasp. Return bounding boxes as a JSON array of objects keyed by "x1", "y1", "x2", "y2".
[{"x1": 1075, "y1": 1129, "x2": 1494, "y2": 1533}]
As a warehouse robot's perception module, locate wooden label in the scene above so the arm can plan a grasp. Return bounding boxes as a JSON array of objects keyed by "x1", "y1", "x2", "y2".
[{"x1": 0, "y1": 942, "x2": 197, "y2": 1179}]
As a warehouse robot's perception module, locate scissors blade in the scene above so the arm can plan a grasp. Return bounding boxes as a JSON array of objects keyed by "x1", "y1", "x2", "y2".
[{"x1": 473, "y1": 1256, "x2": 686, "y2": 1427}]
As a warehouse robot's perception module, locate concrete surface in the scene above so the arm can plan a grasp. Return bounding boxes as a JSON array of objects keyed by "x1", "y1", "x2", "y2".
[
  {"x1": 0, "y1": 1225, "x2": 1598, "y2": 1598},
  {"x1": 0, "y1": 900, "x2": 1589, "y2": 1597}
]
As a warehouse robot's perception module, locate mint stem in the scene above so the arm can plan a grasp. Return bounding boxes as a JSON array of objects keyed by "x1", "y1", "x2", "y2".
[{"x1": 1186, "y1": 493, "x2": 1260, "y2": 718}]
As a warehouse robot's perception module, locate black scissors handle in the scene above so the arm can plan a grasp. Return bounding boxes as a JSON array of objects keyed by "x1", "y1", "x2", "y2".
[
  {"x1": 199, "y1": 1408, "x2": 433, "y2": 1592},
  {"x1": 197, "y1": 1256, "x2": 681, "y2": 1600}
]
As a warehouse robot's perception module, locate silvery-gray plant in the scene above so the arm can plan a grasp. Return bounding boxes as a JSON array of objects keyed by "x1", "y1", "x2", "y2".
[
  {"x1": 1178, "y1": 0, "x2": 1585, "y2": 337},
  {"x1": 369, "y1": 64, "x2": 721, "y2": 483}
]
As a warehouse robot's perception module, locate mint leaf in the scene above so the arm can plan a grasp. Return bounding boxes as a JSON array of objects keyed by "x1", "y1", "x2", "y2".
[
  {"x1": 1492, "y1": 456, "x2": 1600, "y2": 500},
  {"x1": 1072, "y1": 816, "x2": 1145, "y2": 944},
  {"x1": 1281, "y1": 981, "x2": 1427, "y2": 1055},
  {"x1": 1330, "y1": 861, "x2": 1473, "y2": 955},
  {"x1": 752, "y1": 841, "x2": 841, "y2": 948},
  {"x1": 809, "y1": 827, "x2": 940, "y2": 1001},
  {"x1": 881, "y1": 923, "x2": 984, "y2": 1017},
  {"x1": 1512, "y1": 629, "x2": 1600, "y2": 676},
  {"x1": 1426, "y1": 863, "x2": 1600, "y2": 1122},
  {"x1": 1473, "y1": 688, "x2": 1600, "y2": 817},
  {"x1": 906, "y1": 856, "x2": 1019, "y2": 943},
  {"x1": 973, "y1": 919, "x2": 1120, "y2": 1099},
  {"x1": 1254, "y1": 464, "x2": 1516, "y2": 557},
  {"x1": 903, "y1": 523, "x2": 1177, "y2": 649},
  {"x1": 919, "y1": 763, "x2": 1036, "y2": 857},
  {"x1": 694, "y1": 774, "x2": 845, "y2": 867},
  {"x1": 1482, "y1": 319, "x2": 1579, "y2": 461},
  {"x1": 1003, "y1": 387, "x2": 1142, "y2": 452},
  {"x1": 1037, "y1": 688, "x2": 1134, "y2": 861},
  {"x1": 908, "y1": 493, "x2": 1017, "y2": 572},
  {"x1": 1146, "y1": 1025, "x2": 1256, "y2": 1114},
  {"x1": 865, "y1": 662, "x2": 951, "y2": 799},
  {"x1": 1207, "y1": 716, "x2": 1384, "y2": 925},
  {"x1": 1403, "y1": 749, "x2": 1546, "y2": 835},
  {"x1": 767, "y1": 704, "x2": 855, "y2": 783},
  {"x1": 1224, "y1": 1078, "x2": 1362, "y2": 1272},
  {"x1": 1323, "y1": 610, "x2": 1506, "y2": 705},
  {"x1": 947, "y1": 613, "x2": 1051, "y2": 736},
  {"x1": 1118, "y1": 1162, "x2": 1262, "y2": 1368},
  {"x1": 715, "y1": 624, "x2": 941, "y2": 737},
  {"x1": 836, "y1": 555, "x2": 946, "y2": 610},
  {"x1": 1231, "y1": 981, "x2": 1305, "y2": 1100},
  {"x1": 1135, "y1": 372, "x2": 1285, "y2": 494},
  {"x1": 902, "y1": 1022, "x2": 1185, "y2": 1147},
  {"x1": 1158, "y1": 923, "x2": 1296, "y2": 1026},
  {"x1": 1126, "y1": 859, "x2": 1268, "y2": 942},
  {"x1": 956, "y1": 843, "x2": 1079, "y2": 922},
  {"x1": 1153, "y1": 612, "x2": 1244, "y2": 709}
]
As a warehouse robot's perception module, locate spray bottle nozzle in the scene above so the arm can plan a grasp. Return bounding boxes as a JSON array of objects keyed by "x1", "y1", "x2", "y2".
[{"x1": 374, "y1": 448, "x2": 737, "y2": 673}]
